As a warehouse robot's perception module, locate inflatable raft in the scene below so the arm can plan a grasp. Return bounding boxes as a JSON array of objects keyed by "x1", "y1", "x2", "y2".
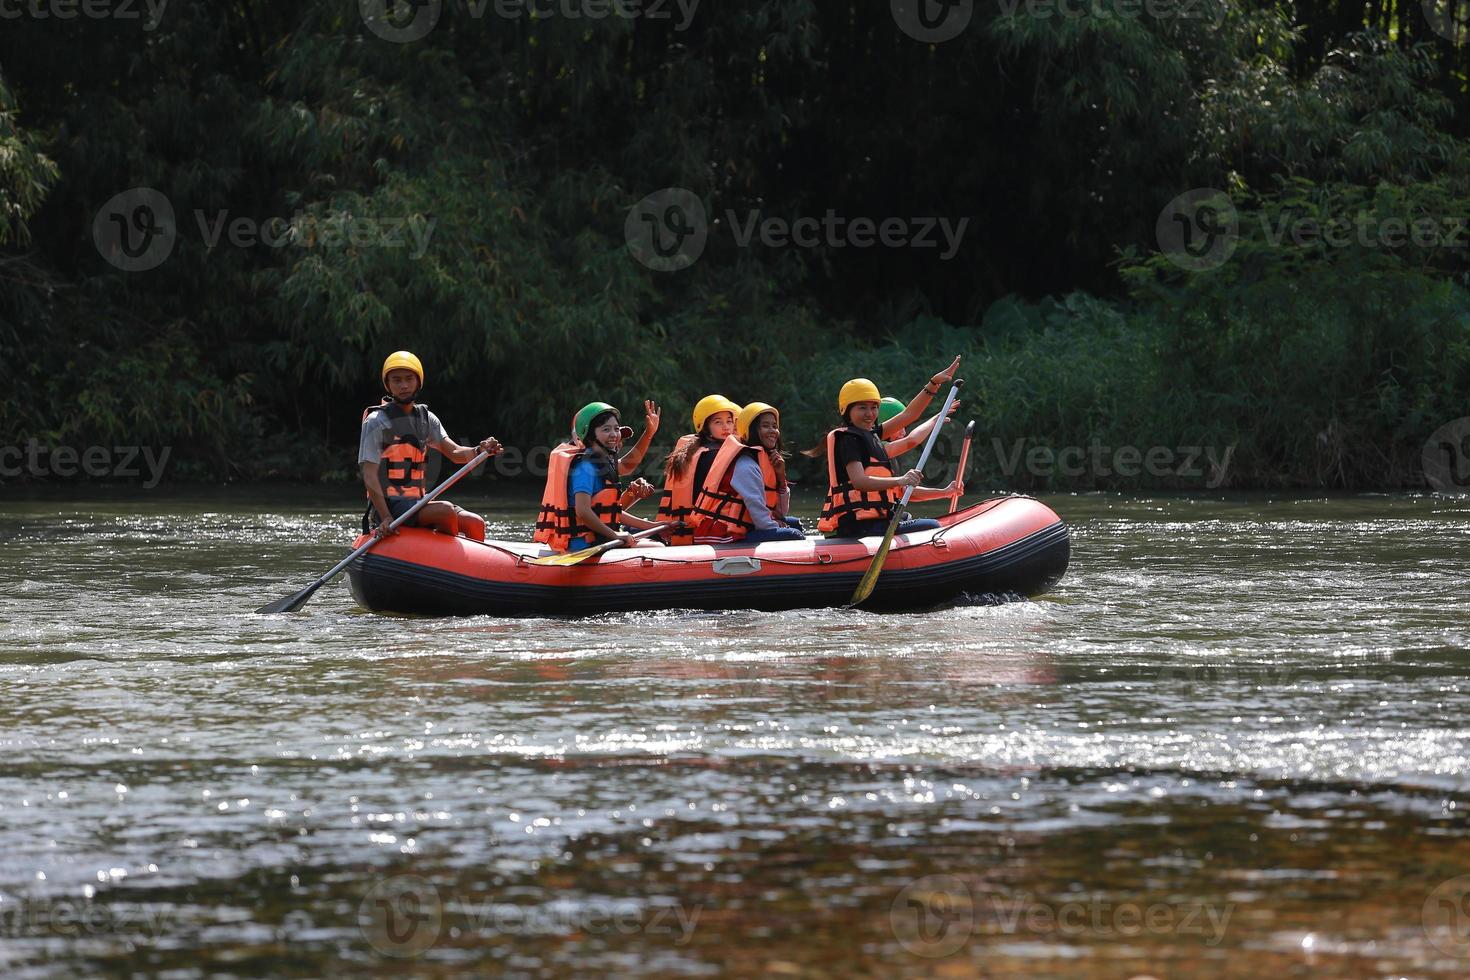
[{"x1": 346, "y1": 496, "x2": 1069, "y2": 617}]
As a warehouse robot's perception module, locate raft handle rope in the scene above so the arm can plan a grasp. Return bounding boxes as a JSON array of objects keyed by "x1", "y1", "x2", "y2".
[{"x1": 447, "y1": 494, "x2": 1038, "y2": 570}]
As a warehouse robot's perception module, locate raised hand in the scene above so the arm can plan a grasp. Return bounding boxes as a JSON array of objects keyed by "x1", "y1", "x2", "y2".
[
  {"x1": 932, "y1": 355, "x2": 961, "y2": 388},
  {"x1": 643, "y1": 400, "x2": 661, "y2": 435}
]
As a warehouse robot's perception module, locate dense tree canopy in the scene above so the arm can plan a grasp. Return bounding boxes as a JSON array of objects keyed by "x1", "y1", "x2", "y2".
[{"x1": 1, "y1": 0, "x2": 1467, "y2": 488}]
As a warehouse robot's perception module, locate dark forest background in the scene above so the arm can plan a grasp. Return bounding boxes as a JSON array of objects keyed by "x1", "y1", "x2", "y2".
[{"x1": 2, "y1": 0, "x2": 1469, "y2": 489}]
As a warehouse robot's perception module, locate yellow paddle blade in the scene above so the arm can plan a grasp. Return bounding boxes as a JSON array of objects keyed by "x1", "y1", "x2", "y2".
[
  {"x1": 527, "y1": 544, "x2": 613, "y2": 567},
  {"x1": 847, "y1": 528, "x2": 897, "y2": 607}
]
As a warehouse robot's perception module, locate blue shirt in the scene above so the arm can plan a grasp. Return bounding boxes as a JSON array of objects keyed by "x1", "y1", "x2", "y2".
[
  {"x1": 569, "y1": 458, "x2": 605, "y2": 500},
  {"x1": 567, "y1": 457, "x2": 614, "y2": 552}
]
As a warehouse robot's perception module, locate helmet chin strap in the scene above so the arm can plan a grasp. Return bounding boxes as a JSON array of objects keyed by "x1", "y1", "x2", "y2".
[{"x1": 388, "y1": 383, "x2": 421, "y2": 406}]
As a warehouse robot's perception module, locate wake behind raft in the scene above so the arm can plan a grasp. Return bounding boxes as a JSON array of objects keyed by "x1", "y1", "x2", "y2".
[{"x1": 346, "y1": 496, "x2": 1069, "y2": 616}]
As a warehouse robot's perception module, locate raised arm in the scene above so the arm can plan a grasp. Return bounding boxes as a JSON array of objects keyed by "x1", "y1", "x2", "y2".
[
  {"x1": 886, "y1": 399, "x2": 959, "y2": 455},
  {"x1": 618, "y1": 400, "x2": 661, "y2": 476},
  {"x1": 887, "y1": 355, "x2": 961, "y2": 434}
]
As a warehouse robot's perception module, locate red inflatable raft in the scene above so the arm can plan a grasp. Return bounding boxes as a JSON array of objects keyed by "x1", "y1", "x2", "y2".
[{"x1": 346, "y1": 496, "x2": 1069, "y2": 616}]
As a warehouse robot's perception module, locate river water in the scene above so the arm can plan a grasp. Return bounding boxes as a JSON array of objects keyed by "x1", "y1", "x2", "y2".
[{"x1": 0, "y1": 488, "x2": 1467, "y2": 977}]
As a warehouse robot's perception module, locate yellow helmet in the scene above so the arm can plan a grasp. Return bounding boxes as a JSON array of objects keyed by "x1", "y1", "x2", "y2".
[
  {"x1": 381, "y1": 350, "x2": 424, "y2": 389},
  {"x1": 691, "y1": 394, "x2": 741, "y2": 432},
  {"x1": 736, "y1": 402, "x2": 779, "y2": 442},
  {"x1": 838, "y1": 378, "x2": 881, "y2": 414}
]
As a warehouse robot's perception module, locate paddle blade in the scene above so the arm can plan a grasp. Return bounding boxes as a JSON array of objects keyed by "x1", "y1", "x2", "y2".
[
  {"x1": 528, "y1": 543, "x2": 612, "y2": 567},
  {"x1": 847, "y1": 533, "x2": 896, "y2": 607},
  {"x1": 256, "y1": 581, "x2": 322, "y2": 614}
]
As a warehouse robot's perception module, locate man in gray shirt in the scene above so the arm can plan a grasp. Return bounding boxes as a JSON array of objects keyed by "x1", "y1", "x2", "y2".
[{"x1": 360, "y1": 351, "x2": 501, "y2": 541}]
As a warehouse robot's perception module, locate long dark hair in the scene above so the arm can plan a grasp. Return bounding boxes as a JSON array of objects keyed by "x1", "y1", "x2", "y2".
[
  {"x1": 802, "y1": 406, "x2": 870, "y2": 460},
  {"x1": 749, "y1": 413, "x2": 789, "y2": 489},
  {"x1": 663, "y1": 423, "x2": 716, "y2": 483}
]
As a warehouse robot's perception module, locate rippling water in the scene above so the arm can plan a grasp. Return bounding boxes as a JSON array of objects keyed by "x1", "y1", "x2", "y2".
[{"x1": 1, "y1": 488, "x2": 1468, "y2": 977}]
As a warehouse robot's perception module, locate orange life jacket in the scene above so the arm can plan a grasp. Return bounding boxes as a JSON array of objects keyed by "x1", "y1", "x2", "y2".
[
  {"x1": 533, "y1": 443, "x2": 623, "y2": 552},
  {"x1": 817, "y1": 425, "x2": 899, "y2": 534},
  {"x1": 362, "y1": 399, "x2": 430, "y2": 500},
  {"x1": 691, "y1": 441, "x2": 780, "y2": 543},
  {"x1": 656, "y1": 436, "x2": 718, "y2": 546},
  {"x1": 757, "y1": 449, "x2": 782, "y2": 513}
]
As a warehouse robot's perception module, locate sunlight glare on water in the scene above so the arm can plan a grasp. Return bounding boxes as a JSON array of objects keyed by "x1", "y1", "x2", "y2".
[{"x1": 0, "y1": 488, "x2": 1467, "y2": 976}]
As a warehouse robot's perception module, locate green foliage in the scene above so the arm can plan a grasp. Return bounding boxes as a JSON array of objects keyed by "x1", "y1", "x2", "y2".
[
  {"x1": 0, "y1": 3, "x2": 1467, "y2": 489},
  {"x1": 0, "y1": 77, "x2": 57, "y2": 247}
]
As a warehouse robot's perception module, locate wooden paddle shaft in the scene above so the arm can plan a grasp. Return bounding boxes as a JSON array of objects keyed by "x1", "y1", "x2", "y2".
[{"x1": 949, "y1": 421, "x2": 975, "y2": 514}]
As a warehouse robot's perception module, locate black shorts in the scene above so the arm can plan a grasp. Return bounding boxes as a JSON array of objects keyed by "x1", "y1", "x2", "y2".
[{"x1": 362, "y1": 496, "x2": 422, "y2": 533}]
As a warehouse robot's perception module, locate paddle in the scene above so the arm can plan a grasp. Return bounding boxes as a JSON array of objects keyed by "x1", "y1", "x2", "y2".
[
  {"x1": 847, "y1": 380, "x2": 963, "y2": 608},
  {"x1": 528, "y1": 523, "x2": 674, "y2": 567},
  {"x1": 948, "y1": 420, "x2": 975, "y2": 514},
  {"x1": 256, "y1": 449, "x2": 492, "y2": 614}
]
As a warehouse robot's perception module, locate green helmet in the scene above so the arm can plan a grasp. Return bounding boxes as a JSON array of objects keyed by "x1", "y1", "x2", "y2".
[
  {"x1": 878, "y1": 397, "x2": 906, "y2": 425},
  {"x1": 573, "y1": 402, "x2": 619, "y2": 442}
]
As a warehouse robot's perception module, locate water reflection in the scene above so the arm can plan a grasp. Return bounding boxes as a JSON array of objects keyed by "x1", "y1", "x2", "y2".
[{"x1": 0, "y1": 490, "x2": 1467, "y2": 974}]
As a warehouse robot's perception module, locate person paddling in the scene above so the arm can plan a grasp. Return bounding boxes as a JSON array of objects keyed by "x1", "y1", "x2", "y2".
[
  {"x1": 360, "y1": 351, "x2": 502, "y2": 541},
  {"x1": 657, "y1": 394, "x2": 741, "y2": 545},
  {"x1": 689, "y1": 401, "x2": 806, "y2": 544},
  {"x1": 818, "y1": 376, "x2": 961, "y2": 539},
  {"x1": 534, "y1": 402, "x2": 662, "y2": 553}
]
